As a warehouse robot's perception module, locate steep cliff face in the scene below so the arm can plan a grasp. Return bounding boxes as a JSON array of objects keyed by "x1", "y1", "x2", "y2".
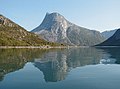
[
  {"x1": 32, "y1": 12, "x2": 104, "y2": 46},
  {"x1": 97, "y1": 29, "x2": 120, "y2": 46},
  {"x1": 0, "y1": 14, "x2": 59, "y2": 46}
]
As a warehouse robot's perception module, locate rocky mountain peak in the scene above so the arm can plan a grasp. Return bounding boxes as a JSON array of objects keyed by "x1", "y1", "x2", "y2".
[
  {"x1": 32, "y1": 12, "x2": 105, "y2": 46},
  {"x1": 32, "y1": 12, "x2": 71, "y2": 33},
  {"x1": 45, "y1": 12, "x2": 67, "y2": 23}
]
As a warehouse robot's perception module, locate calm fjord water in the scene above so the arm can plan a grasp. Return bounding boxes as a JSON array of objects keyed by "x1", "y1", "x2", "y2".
[{"x1": 0, "y1": 47, "x2": 120, "y2": 89}]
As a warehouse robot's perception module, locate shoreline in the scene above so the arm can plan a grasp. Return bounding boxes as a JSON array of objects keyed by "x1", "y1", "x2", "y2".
[
  {"x1": 0, "y1": 46, "x2": 119, "y2": 49},
  {"x1": 0, "y1": 46, "x2": 90, "y2": 49},
  {"x1": 0, "y1": 46, "x2": 66, "y2": 49},
  {"x1": 0, "y1": 46, "x2": 73, "y2": 49}
]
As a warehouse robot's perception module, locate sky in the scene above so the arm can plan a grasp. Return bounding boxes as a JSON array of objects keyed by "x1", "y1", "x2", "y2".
[{"x1": 0, "y1": 0, "x2": 120, "y2": 32}]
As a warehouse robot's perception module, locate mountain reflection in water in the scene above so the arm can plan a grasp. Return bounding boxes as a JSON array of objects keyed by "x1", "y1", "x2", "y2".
[
  {"x1": 33, "y1": 47, "x2": 115, "y2": 82},
  {"x1": 0, "y1": 47, "x2": 120, "y2": 83}
]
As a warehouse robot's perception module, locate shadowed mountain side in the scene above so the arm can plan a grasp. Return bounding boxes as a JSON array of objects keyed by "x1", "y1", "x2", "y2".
[
  {"x1": 97, "y1": 29, "x2": 120, "y2": 46},
  {"x1": 101, "y1": 29, "x2": 117, "y2": 39}
]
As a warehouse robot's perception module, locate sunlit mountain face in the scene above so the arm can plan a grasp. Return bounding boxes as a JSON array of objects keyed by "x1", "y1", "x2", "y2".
[{"x1": 32, "y1": 12, "x2": 105, "y2": 46}]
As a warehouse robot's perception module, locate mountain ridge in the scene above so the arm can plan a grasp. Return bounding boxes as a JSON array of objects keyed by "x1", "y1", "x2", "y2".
[{"x1": 32, "y1": 12, "x2": 105, "y2": 46}]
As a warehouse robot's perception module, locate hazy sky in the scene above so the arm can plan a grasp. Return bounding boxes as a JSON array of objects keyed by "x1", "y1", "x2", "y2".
[{"x1": 0, "y1": 0, "x2": 120, "y2": 32}]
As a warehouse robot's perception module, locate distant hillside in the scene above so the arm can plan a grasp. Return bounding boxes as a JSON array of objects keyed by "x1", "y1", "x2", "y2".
[
  {"x1": 31, "y1": 12, "x2": 105, "y2": 46},
  {"x1": 97, "y1": 29, "x2": 120, "y2": 46},
  {"x1": 101, "y1": 29, "x2": 117, "y2": 39},
  {"x1": 0, "y1": 14, "x2": 60, "y2": 46}
]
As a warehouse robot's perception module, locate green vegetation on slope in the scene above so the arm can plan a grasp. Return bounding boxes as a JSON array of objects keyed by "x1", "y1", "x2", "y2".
[{"x1": 0, "y1": 15, "x2": 64, "y2": 46}]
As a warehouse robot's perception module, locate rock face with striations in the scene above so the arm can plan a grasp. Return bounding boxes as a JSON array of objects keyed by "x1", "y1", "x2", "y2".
[
  {"x1": 97, "y1": 29, "x2": 120, "y2": 46},
  {"x1": 32, "y1": 12, "x2": 104, "y2": 46}
]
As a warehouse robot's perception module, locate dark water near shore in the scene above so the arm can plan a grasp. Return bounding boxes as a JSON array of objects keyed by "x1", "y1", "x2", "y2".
[{"x1": 0, "y1": 47, "x2": 120, "y2": 89}]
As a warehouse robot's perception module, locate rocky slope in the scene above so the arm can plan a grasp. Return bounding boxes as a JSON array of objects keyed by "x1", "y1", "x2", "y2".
[
  {"x1": 31, "y1": 12, "x2": 105, "y2": 46},
  {"x1": 0, "y1": 14, "x2": 59, "y2": 46},
  {"x1": 97, "y1": 29, "x2": 120, "y2": 46}
]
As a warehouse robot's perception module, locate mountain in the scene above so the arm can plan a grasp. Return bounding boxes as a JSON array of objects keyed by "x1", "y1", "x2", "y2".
[
  {"x1": 101, "y1": 29, "x2": 117, "y2": 39},
  {"x1": 31, "y1": 12, "x2": 105, "y2": 46},
  {"x1": 96, "y1": 29, "x2": 120, "y2": 46},
  {"x1": 0, "y1": 14, "x2": 59, "y2": 46}
]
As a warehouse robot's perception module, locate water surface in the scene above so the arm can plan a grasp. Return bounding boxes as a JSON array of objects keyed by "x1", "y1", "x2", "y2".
[{"x1": 0, "y1": 47, "x2": 120, "y2": 89}]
